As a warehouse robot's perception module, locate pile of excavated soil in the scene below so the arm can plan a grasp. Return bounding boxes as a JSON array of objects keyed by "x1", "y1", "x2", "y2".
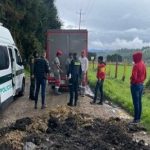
[{"x1": 0, "y1": 106, "x2": 149, "y2": 150}]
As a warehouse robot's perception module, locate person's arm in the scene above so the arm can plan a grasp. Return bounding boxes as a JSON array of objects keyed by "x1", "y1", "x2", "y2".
[
  {"x1": 83, "y1": 57, "x2": 89, "y2": 73},
  {"x1": 67, "y1": 60, "x2": 73, "y2": 79},
  {"x1": 130, "y1": 65, "x2": 138, "y2": 83},
  {"x1": 33, "y1": 60, "x2": 37, "y2": 78},
  {"x1": 45, "y1": 59, "x2": 50, "y2": 73},
  {"x1": 85, "y1": 57, "x2": 89, "y2": 72},
  {"x1": 57, "y1": 64, "x2": 63, "y2": 72},
  {"x1": 55, "y1": 58, "x2": 63, "y2": 72},
  {"x1": 31, "y1": 63, "x2": 34, "y2": 78}
]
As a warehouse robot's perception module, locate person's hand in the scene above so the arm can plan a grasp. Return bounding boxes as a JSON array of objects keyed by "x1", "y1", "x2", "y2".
[
  {"x1": 31, "y1": 75, "x2": 34, "y2": 79},
  {"x1": 65, "y1": 75, "x2": 68, "y2": 80}
]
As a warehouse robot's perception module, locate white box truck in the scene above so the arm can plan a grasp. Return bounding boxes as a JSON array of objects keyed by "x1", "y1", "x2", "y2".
[
  {"x1": 0, "y1": 23, "x2": 25, "y2": 110},
  {"x1": 46, "y1": 29, "x2": 88, "y2": 88}
]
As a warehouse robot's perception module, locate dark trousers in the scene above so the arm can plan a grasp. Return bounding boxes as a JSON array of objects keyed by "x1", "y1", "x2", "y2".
[
  {"x1": 94, "y1": 80, "x2": 104, "y2": 103},
  {"x1": 131, "y1": 84, "x2": 143, "y2": 121},
  {"x1": 35, "y1": 78, "x2": 46, "y2": 106},
  {"x1": 29, "y1": 77, "x2": 35, "y2": 99},
  {"x1": 69, "y1": 80, "x2": 79, "y2": 106}
]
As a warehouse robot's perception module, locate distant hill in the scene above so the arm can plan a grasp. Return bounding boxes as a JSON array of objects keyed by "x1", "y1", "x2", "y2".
[{"x1": 89, "y1": 47, "x2": 150, "y2": 63}]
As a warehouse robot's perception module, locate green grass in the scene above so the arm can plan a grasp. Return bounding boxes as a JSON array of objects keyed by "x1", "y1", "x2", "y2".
[
  {"x1": 88, "y1": 63, "x2": 150, "y2": 131},
  {"x1": 25, "y1": 68, "x2": 30, "y2": 77}
]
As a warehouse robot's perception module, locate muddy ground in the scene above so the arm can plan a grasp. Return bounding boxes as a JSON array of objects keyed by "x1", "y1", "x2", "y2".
[{"x1": 0, "y1": 78, "x2": 150, "y2": 150}]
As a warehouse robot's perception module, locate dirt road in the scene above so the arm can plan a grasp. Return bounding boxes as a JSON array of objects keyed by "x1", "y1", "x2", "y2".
[
  {"x1": 0, "y1": 77, "x2": 150, "y2": 146},
  {"x1": 0, "y1": 78, "x2": 130, "y2": 128}
]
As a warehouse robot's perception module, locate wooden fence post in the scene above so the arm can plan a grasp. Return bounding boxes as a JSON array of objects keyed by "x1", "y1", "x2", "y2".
[
  {"x1": 115, "y1": 61, "x2": 118, "y2": 78},
  {"x1": 122, "y1": 59, "x2": 127, "y2": 81}
]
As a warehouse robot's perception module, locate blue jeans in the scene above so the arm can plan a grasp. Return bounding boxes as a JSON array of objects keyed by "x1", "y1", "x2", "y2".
[
  {"x1": 35, "y1": 78, "x2": 46, "y2": 106},
  {"x1": 94, "y1": 80, "x2": 104, "y2": 103},
  {"x1": 130, "y1": 84, "x2": 143, "y2": 121}
]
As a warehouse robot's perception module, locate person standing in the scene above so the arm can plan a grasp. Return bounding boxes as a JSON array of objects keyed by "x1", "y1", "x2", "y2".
[
  {"x1": 34, "y1": 51, "x2": 50, "y2": 109},
  {"x1": 65, "y1": 53, "x2": 73, "y2": 75},
  {"x1": 67, "y1": 53, "x2": 81, "y2": 106},
  {"x1": 29, "y1": 51, "x2": 39, "y2": 100},
  {"x1": 79, "y1": 50, "x2": 89, "y2": 96},
  {"x1": 90, "y1": 56, "x2": 106, "y2": 105},
  {"x1": 130, "y1": 51, "x2": 146, "y2": 124},
  {"x1": 53, "y1": 50, "x2": 63, "y2": 95}
]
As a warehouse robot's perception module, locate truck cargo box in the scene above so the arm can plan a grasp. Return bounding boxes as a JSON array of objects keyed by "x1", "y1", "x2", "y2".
[{"x1": 46, "y1": 29, "x2": 88, "y2": 88}]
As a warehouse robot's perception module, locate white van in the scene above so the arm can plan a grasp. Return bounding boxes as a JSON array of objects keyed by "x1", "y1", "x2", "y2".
[{"x1": 0, "y1": 23, "x2": 25, "y2": 110}]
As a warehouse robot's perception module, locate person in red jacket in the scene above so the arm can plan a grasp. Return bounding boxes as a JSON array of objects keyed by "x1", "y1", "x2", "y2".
[
  {"x1": 90, "y1": 56, "x2": 106, "y2": 105},
  {"x1": 130, "y1": 51, "x2": 146, "y2": 124}
]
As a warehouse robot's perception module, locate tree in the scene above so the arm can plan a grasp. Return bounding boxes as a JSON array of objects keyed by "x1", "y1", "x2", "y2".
[
  {"x1": 0, "y1": 0, "x2": 62, "y2": 60},
  {"x1": 88, "y1": 52, "x2": 96, "y2": 61},
  {"x1": 106, "y1": 54, "x2": 122, "y2": 62}
]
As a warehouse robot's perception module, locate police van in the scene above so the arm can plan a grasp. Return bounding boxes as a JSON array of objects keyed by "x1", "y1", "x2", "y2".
[{"x1": 0, "y1": 23, "x2": 25, "y2": 110}]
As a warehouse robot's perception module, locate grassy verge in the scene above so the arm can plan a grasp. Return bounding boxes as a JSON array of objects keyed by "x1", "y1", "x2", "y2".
[
  {"x1": 88, "y1": 63, "x2": 150, "y2": 131},
  {"x1": 24, "y1": 68, "x2": 30, "y2": 77}
]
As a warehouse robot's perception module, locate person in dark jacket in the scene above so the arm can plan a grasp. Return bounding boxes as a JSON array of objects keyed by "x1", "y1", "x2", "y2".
[
  {"x1": 29, "y1": 51, "x2": 39, "y2": 100},
  {"x1": 34, "y1": 51, "x2": 50, "y2": 109},
  {"x1": 130, "y1": 51, "x2": 146, "y2": 124},
  {"x1": 67, "y1": 53, "x2": 81, "y2": 106},
  {"x1": 90, "y1": 56, "x2": 106, "y2": 105}
]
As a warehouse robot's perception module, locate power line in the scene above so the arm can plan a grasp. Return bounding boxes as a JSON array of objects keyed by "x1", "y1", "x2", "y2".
[{"x1": 83, "y1": 0, "x2": 96, "y2": 28}]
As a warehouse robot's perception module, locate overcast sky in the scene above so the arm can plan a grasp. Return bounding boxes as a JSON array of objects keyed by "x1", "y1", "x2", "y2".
[{"x1": 55, "y1": 0, "x2": 150, "y2": 50}]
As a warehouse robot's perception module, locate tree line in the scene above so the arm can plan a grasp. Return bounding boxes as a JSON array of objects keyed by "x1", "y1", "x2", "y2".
[
  {"x1": 0, "y1": 0, "x2": 61, "y2": 61},
  {"x1": 88, "y1": 52, "x2": 123, "y2": 63}
]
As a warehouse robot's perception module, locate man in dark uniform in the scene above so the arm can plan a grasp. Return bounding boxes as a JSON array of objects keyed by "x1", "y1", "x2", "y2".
[
  {"x1": 34, "y1": 51, "x2": 50, "y2": 109},
  {"x1": 29, "y1": 51, "x2": 39, "y2": 100},
  {"x1": 67, "y1": 53, "x2": 81, "y2": 106}
]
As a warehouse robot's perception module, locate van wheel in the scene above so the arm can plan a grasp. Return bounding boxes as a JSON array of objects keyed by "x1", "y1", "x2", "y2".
[{"x1": 18, "y1": 81, "x2": 25, "y2": 96}]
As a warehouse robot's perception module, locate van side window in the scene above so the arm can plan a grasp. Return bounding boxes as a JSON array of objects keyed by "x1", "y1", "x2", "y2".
[
  {"x1": 0, "y1": 46, "x2": 9, "y2": 70},
  {"x1": 15, "y1": 49, "x2": 22, "y2": 66}
]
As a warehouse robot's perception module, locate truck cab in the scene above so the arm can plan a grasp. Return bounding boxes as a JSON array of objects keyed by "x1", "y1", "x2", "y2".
[{"x1": 0, "y1": 23, "x2": 25, "y2": 110}]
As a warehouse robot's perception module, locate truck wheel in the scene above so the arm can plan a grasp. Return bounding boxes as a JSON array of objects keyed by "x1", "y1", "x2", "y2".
[{"x1": 18, "y1": 80, "x2": 25, "y2": 96}]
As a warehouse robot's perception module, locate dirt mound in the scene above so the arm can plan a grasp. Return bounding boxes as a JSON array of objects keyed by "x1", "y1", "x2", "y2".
[{"x1": 0, "y1": 106, "x2": 149, "y2": 150}]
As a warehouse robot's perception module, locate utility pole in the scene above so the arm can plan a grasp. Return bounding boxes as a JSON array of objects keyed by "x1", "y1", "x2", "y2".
[{"x1": 78, "y1": 9, "x2": 84, "y2": 30}]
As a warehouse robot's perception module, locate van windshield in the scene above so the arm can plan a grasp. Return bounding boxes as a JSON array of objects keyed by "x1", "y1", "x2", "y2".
[{"x1": 0, "y1": 46, "x2": 9, "y2": 70}]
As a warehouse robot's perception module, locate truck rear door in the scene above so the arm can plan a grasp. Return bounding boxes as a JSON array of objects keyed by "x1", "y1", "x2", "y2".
[{"x1": 47, "y1": 30, "x2": 88, "y2": 87}]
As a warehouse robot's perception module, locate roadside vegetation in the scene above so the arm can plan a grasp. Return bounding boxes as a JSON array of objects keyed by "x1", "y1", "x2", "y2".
[
  {"x1": 0, "y1": 0, "x2": 61, "y2": 60},
  {"x1": 88, "y1": 63, "x2": 150, "y2": 131}
]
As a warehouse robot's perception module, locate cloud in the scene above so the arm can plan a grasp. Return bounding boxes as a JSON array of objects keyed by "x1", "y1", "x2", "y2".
[
  {"x1": 55, "y1": 0, "x2": 150, "y2": 49},
  {"x1": 121, "y1": 13, "x2": 131, "y2": 20},
  {"x1": 91, "y1": 37, "x2": 150, "y2": 50}
]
